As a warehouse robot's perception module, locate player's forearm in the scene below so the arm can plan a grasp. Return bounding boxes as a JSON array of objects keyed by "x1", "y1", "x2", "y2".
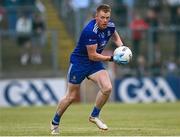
[
  {"x1": 114, "y1": 40, "x2": 123, "y2": 47},
  {"x1": 88, "y1": 53, "x2": 111, "y2": 61},
  {"x1": 112, "y1": 30, "x2": 124, "y2": 47}
]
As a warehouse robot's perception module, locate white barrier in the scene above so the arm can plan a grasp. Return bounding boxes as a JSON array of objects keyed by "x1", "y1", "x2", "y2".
[
  {"x1": 114, "y1": 77, "x2": 178, "y2": 103},
  {"x1": 0, "y1": 78, "x2": 66, "y2": 107}
]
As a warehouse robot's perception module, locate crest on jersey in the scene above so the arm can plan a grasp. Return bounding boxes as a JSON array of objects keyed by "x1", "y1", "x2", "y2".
[
  {"x1": 107, "y1": 31, "x2": 111, "y2": 37},
  {"x1": 73, "y1": 76, "x2": 76, "y2": 80}
]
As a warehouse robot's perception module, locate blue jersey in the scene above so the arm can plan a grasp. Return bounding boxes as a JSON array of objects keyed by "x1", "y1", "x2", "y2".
[
  {"x1": 70, "y1": 19, "x2": 115, "y2": 65},
  {"x1": 68, "y1": 19, "x2": 115, "y2": 84}
]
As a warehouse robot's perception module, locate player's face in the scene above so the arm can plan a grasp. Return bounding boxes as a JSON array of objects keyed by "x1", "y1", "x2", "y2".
[{"x1": 96, "y1": 10, "x2": 110, "y2": 29}]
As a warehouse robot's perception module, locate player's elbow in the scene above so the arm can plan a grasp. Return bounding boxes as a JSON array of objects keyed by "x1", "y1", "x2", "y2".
[{"x1": 88, "y1": 54, "x2": 97, "y2": 61}]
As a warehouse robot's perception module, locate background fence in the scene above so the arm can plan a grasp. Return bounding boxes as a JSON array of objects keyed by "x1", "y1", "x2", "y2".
[{"x1": 0, "y1": 30, "x2": 59, "y2": 78}]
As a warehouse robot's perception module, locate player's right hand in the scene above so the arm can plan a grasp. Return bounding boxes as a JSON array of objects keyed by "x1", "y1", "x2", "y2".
[{"x1": 113, "y1": 54, "x2": 128, "y2": 65}]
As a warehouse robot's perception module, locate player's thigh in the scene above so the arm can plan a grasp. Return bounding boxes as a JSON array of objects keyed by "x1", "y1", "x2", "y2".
[
  {"x1": 66, "y1": 83, "x2": 80, "y2": 98},
  {"x1": 88, "y1": 70, "x2": 112, "y2": 91}
]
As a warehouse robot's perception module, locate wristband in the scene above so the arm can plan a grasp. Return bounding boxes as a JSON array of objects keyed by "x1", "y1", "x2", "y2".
[{"x1": 109, "y1": 56, "x2": 114, "y2": 62}]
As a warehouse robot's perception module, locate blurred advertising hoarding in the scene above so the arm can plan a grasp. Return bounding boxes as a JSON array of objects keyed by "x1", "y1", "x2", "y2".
[
  {"x1": 0, "y1": 78, "x2": 66, "y2": 107},
  {"x1": 114, "y1": 77, "x2": 180, "y2": 103}
]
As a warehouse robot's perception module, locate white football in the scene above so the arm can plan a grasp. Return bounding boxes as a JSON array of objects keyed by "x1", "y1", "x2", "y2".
[{"x1": 113, "y1": 46, "x2": 132, "y2": 63}]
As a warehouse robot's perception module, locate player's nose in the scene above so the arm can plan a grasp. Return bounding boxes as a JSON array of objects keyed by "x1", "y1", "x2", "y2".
[{"x1": 104, "y1": 18, "x2": 108, "y2": 22}]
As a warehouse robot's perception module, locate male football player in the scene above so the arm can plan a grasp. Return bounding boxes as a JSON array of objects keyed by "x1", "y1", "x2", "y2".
[{"x1": 51, "y1": 4, "x2": 127, "y2": 135}]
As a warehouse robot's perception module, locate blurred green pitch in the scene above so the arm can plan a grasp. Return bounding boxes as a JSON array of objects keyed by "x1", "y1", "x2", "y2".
[{"x1": 0, "y1": 102, "x2": 180, "y2": 136}]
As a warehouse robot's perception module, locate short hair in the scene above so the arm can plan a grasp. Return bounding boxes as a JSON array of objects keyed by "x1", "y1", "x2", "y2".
[{"x1": 96, "y1": 4, "x2": 111, "y2": 13}]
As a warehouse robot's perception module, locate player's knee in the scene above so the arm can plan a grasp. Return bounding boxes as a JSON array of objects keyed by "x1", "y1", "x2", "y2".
[
  {"x1": 102, "y1": 85, "x2": 112, "y2": 95},
  {"x1": 65, "y1": 93, "x2": 77, "y2": 103},
  {"x1": 68, "y1": 95, "x2": 77, "y2": 103}
]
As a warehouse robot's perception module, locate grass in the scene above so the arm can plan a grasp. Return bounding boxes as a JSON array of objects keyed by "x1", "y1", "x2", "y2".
[{"x1": 0, "y1": 102, "x2": 180, "y2": 136}]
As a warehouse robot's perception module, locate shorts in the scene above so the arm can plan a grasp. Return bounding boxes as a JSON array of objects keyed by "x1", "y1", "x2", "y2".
[{"x1": 67, "y1": 62, "x2": 105, "y2": 84}]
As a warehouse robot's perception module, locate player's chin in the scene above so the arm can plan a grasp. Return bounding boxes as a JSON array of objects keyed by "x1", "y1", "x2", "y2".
[{"x1": 101, "y1": 25, "x2": 108, "y2": 29}]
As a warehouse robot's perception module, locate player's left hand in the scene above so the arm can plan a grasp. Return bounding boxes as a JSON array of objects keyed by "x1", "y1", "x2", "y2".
[{"x1": 113, "y1": 54, "x2": 128, "y2": 65}]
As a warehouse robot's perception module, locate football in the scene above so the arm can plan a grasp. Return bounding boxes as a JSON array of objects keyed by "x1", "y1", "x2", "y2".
[{"x1": 113, "y1": 46, "x2": 132, "y2": 63}]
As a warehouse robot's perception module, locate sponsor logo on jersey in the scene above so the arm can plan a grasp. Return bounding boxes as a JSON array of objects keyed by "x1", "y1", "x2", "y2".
[{"x1": 88, "y1": 39, "x2": 96, "y2": 42}]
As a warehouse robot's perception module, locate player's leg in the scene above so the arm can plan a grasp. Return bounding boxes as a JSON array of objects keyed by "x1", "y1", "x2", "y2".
[
  {"x1": 51, "y1": 83, "x2": 80, "y2": 135},
  {"x1": 88, "y1": 69, "x2": 112, "y2": 130},
  {"x1": 90, "y1": 70, "x2": 112, "y2": 109}
]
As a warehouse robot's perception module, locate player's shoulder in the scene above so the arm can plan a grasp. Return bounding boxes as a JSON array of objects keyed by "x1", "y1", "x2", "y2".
[
  {"x1": 107, "y1": 20, "x2": 115, "y2": 28},
  {"x1": 83, "y1": 19, "x2": 98, "y2": 34}
]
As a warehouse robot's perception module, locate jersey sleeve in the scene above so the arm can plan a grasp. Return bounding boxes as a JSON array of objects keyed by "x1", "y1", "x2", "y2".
[
  {"x1": 112, "y1": 27, "x2": 115, "y2": 34},
  {"x1": 108, "y1": 21, "x2": 116, "y2": 35},
  {"x1": 83, "y1": 31, "x2": 97, "y2": 45}
]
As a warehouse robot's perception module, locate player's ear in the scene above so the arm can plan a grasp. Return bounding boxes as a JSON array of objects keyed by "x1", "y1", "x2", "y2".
[{"x1": 95, "y1": 13, "x2": 98, "y2": 19}]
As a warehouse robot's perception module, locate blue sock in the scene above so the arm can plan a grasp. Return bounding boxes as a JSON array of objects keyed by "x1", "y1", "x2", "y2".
[
  {"x1": 91, "y1": 107, "x2": 100, "y2": 117},
  {"x1": 52, "y1": 113, "x2": 61, "y2": 125}
]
